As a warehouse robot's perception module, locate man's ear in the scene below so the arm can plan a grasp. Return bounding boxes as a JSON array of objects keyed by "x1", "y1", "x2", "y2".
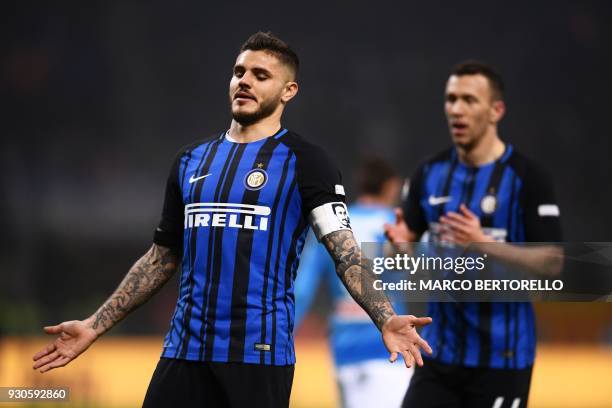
[
  {"x1": 490, "y1": 99, "x2": 506, "y2": 123},
  {"x1": 281, "y1": 82, "x2": 298, "y2": 104}
]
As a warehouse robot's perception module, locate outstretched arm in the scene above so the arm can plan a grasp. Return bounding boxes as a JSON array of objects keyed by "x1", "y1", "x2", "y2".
[
  {"x1": 88, "y1": 244, "x2": 178, "y2": 335},
  {"x1": 32, "y1": 244, "x2": 178, "y2": 373},
  {"x1": 321, "y1": 230, "x2": 432, "y2": 367}
]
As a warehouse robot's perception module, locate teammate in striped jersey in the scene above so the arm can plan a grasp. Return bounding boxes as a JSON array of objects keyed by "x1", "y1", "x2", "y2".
[
  {"x1": 294, "y1": 158, "x2": 412, "y2": 408},
  {"x1": 32, "y1": 32, "x2": 432, "y2": 408},
  {"x1": 385, "y1": 61, "x2": 563, "y2": 408}
]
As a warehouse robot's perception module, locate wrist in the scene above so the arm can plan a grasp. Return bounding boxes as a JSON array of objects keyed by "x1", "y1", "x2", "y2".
[
  {"x1": 84, "y1": 316, "x2": 103, "y2": 338},
  {"x1": 380, "y1": 313, "x2": 397, "y2": 331}
]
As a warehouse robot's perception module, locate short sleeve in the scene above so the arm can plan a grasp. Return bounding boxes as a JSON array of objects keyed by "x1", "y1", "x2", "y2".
[
  {"x1": 153, "y1": 151, "x2": 185, "y2": 254},
  {"x1": 294, "y1": 142, "x2": 350, "y2": 240},
  {"x1": 520, "y1": 162, "x2": 563, "y2": 242},
  {"x1": 402, "y1": 165, "x2": 428, "y2": 238}
]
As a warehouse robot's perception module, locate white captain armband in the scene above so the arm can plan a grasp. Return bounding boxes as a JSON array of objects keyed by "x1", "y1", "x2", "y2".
[{"x1": 309, "y1": 202, "x2": 352, "y2": 240}]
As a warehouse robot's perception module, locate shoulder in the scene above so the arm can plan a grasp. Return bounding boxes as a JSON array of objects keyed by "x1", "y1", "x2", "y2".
[
  {"x1": 280, "y1": 131, "x2": 331, "y2": 159},
  {"x1": 177, "y1": 133, "x2": 223, "y2": 158},
  {"x1": 425, "y1": 147, "x2": 454, "y2": 166},
  {"x1": 506, "y1": 147, "x2": 554, "y2": 185},
  {"x1": 165, "y1": 133, "x2": 223, "y2": 170},
  {"x1": 412, "y1": 147, "x2": 454, "y2": 176},
  {"x1": 280, "y1": 130, "x2": 340, "y2": 173}
]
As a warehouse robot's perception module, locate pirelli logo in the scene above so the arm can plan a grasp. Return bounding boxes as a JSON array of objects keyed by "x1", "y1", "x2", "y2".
[{"x1": 184, "y1": 203, "x2": 271, "y2": 231}]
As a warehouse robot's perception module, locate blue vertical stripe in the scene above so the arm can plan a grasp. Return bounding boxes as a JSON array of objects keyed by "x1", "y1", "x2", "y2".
[{"x1": 463, "y1": 303, "x2": 480, "y2": 366}]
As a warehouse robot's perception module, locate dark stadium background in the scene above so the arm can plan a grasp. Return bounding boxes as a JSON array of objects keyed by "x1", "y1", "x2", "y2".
[{"x1": 2, "y1": 1, "x2": 611, "y2": 407}]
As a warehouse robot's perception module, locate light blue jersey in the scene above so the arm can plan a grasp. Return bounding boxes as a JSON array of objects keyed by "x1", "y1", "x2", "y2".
[{"x1": 294, "y1": 203, "x2": 401, "y2": 366}]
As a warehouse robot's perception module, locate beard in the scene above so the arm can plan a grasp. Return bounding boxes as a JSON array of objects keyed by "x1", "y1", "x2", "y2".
[{"x1": 231, "y1": 94, "x2": 281, "y2": 126}]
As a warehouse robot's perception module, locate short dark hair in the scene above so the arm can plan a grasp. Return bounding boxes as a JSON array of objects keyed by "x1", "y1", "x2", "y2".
[
  {"x1": 239, "y1": 32, "x2": 299, "y2": 79},
  {"x1": 358, "y1": 157, "x2": 398, "y2": 195},
  {"x1": 450, "y1": 61, "x2": 505, "y2": 100}
]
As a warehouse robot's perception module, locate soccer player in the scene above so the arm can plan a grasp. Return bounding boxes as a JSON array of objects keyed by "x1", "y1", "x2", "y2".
[
  {"x1": 385, "y1": 61, "x2": 563, "y2": 408},
  {"x1": 32, "y1": 32, "x2": 433, "y2": 408},
  {"x1": 294, "y1": 158, "x2": 411, "y2": 408}
]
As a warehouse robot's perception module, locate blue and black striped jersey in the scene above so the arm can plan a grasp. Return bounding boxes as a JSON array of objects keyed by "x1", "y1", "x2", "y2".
[
  {"x1": 153, "y1": 128, "x2": 349, "y2": 366},
  {"x1": 403, "y1": 145, "x2": 562, "y2": 369}
]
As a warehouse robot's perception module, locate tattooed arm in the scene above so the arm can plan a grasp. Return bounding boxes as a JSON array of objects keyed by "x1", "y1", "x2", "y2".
[
  {"x1": 32, "y1": 244, "x2": 178, "y2": 373},
  {"x1": 321, "y1": 230, "x2": 395, "y2": 330},
  {"x1": 88, "y1": 244, "x2": 178, "y2": 335},
  {"x1": 321, "y1": 230, "x2": 433, "y2": 367}
]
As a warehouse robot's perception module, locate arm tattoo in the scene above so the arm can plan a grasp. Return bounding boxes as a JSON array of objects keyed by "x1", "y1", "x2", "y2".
[
  {"x1": 90, "y1": 244, "x2": 178, "y2": 335},
  {"x1": 322, "y1": 230, "x2": 395, "y2": 330}
]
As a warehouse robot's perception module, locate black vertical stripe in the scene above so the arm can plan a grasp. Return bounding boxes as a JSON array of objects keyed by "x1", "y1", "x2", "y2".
[
  {"x1": 228, "y1": 137, "x2": 283, "y2": 361},
  {"x1": 507, "y1": 173, "x2": 518, "y2": 243},
  {"x1": 478, "y1": 158, "x2": 509, "y2": 366},
  {"x1": 434, "y1": 303, "x2": 446, "y2": 359},
  {"x1": 477, "y1": 303, "x2": 492, "y2": 366},
  {"x1": 457, "y1": 167, "x2": 478, "y2": 365},
  {"x1": 512, "y1": 303, "x2": 519, "y2": 368},
  {"x1": 175, "y1": 138, "x2": 220, "y2": 358},
  {"x1": 201, "y1": 143, "x2": 247, "y2": 360},
  {"x1": 437, "y1": 157, "x2": 458, "y2": 219},
  {"x1": 269, "y1": 179, "x2": 298, "y2": 364},
  {"x1": 463, "y1": 168, "x2": 478, "y2": 207},
  {"x1": 504, "y1": 303, "x2": 510, "y2": 368}
]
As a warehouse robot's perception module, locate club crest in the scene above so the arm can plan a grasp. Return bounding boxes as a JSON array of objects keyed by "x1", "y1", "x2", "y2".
[
  {"x1": 244, "y1": 168, "x2": 268, "y2": 190},
  {"x1": 480, "y1": 194, "x2": 497, "y2": 214}
]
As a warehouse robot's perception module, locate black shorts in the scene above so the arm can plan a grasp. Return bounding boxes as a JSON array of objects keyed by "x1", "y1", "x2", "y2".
[
  {"x1": 142, "y1": 358, "x2": 294, "y2": 408},
  {"x1": 402, "y1": 358, "x2": 533, "y2": 408}
]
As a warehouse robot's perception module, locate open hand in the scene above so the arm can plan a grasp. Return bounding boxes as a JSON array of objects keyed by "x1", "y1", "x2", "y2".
[
  {"x1": 382, "y1": 315, "x2": 433, "y2": 368},
  {"x1": 32, "y1": 320, "x2": 98, "y2": 373},
  {"x1": 439, "y1": 204, "x2": 494, "y2": 245}
]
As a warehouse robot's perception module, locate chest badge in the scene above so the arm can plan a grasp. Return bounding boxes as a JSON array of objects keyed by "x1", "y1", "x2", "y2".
[
  {"x1": 245, "y1": 163, "x2": 268, "y2": 190},
  {"x1": 480, "y1": 194, "x2": 497, "y2": 214}
]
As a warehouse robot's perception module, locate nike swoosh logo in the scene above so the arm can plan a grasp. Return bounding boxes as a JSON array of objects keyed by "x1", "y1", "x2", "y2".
[
  {"x1": 189, "y1": 173, "x2": 211, "y2": 184},
  {"x1": 428, "y1": 195, "x2": 453, "y2": 206}
]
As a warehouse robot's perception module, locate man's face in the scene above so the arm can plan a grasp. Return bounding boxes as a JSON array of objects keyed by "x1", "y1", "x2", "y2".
[
  {"x1": 444, "y1": 74, "x2": 502, "y2": 149},
  {"x1": 229, "y1": 50, "x2": 295, "y2": 126},
  {"x1": 333, "y1": 205, "x2": 349, "y2": 227}
]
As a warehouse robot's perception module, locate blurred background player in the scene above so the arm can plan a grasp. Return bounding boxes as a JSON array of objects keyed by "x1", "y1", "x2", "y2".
[
  {"x1": 385, "y1": 61, "x2": 563, "y2": 408},
  {"x1": 294, "y1": 158, "x2": 411, "y2": 408}
]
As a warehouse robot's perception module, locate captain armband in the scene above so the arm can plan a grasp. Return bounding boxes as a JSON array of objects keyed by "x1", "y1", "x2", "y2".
[{"x1": 308, "y1": 202, "x2": 352, "y2": 240}]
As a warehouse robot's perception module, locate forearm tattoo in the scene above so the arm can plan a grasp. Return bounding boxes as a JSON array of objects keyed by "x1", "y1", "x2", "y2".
[
  {"x1": 322, "y1": 230, "x2": 395, "y2": 330},
  {"x1": 90, "y1": 244, "x2": 178, "y2": 334}
]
